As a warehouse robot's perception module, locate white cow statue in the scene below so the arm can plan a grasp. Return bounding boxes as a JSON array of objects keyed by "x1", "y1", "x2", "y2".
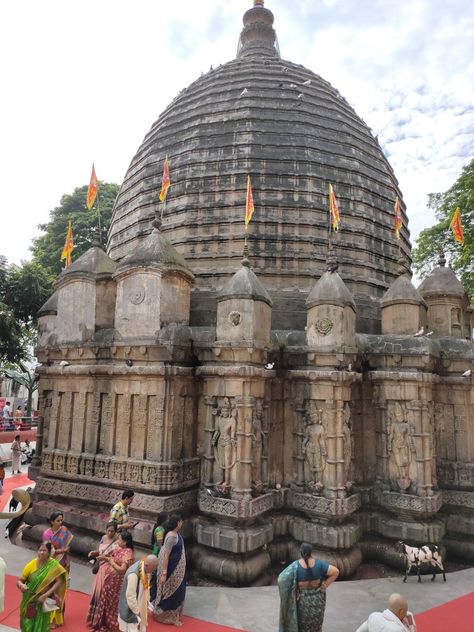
[{"x1": 398, "y1": 541, "x2": 446, "y2": 583}]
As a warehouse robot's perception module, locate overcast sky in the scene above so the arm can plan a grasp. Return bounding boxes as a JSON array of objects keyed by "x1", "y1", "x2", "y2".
[{"x1": 1, "y1": 0, "x2": 473, "y2": 267}]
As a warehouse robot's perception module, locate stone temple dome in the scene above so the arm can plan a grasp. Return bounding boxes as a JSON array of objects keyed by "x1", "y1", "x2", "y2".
[{"x1": 108, "y1": 0, "x2": 409, "y2": 333}]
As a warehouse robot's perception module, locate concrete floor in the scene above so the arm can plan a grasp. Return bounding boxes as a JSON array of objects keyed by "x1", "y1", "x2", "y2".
[{"x1": 1, "y1": 472, "x2": 473, "y2": 632}]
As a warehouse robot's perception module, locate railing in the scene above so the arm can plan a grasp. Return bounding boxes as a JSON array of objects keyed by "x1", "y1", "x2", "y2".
[{"x1": 0, "y1": 417, "x2": 38, "y2": 431}]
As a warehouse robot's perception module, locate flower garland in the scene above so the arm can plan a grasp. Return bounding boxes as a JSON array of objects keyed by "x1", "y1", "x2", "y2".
[{"x1": 139, "y1": 558, "x2": 150, "y2": 590}]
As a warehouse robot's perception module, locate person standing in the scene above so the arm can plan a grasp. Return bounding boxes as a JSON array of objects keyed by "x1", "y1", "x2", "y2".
[
  {"x1": 278, "y1": 542, "x2": 339, "y2": 632},
  {"x1": 118, "y1": 554, "x2": 158, "y2": 632},
  {"x1": 3, "y1": 401, "x2": 11, "y2": 423},
  {"x1": 17, "y1": 542, "x2": 67, "y2": 632},
  {"x1": 86, "y1": 520, "x2": 119, "y2": 628},
  {"x1": 11, "y1": 434, "x2": 22, "y2": 474},
  {"x1": 42, "y1": 512, "x2": 73, "y2": 627},
  {"x1": 355, "y1": 593, "x2": 417, "y2": 632},
  {"x1": 110, "y1": 490, "x2": 136, "y2": 531},
  {"x1": 88, "y1": 530, "x2": 135, "y2": 632},
  {"x1": 149, "y1": 512, "x2": 167, "y2": 602},
  {"x1": 151, "y1": 514, "x2": 186, "y2": 626},
  {"x1": 15, "y1": 405, "x2": 23, "y2": 429},
  {"x1": 0, "y1": 461, "x2": 5, "y2": 495}
]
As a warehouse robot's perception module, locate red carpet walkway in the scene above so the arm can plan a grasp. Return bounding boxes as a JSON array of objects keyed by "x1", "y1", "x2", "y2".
[
  {"x1": 415, "y1": 590, "x2": 474, "y2": 632},
  {"x1": 1, "y1": 575, "x2": 245, "y2": 631},
  {"x1": 0, "y1": 472, "x2": 33, "y2": 512}
]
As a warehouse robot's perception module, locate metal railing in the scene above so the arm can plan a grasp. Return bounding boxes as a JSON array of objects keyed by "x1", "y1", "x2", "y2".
[{"x1": 0, "y1": 417, "x2": 38, "y2": 431}]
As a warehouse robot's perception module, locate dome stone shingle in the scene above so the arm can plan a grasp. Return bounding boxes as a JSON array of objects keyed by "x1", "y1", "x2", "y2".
[{"x1": 107, "y1": 1, "x2": 409, "y2": 332}]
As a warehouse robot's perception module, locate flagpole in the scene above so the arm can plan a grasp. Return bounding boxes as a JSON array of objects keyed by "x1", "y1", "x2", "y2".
[{"x1": 96, "y1": 189, "x2": 102, "y2": 246}]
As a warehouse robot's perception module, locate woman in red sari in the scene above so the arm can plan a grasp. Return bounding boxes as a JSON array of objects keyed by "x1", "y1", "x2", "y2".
[
  {"x1": 86, "y1": 521, "x2": 118, "y2": 627},
  {"x1": 87, "y1": 530, "x2": 134, "y2": 632}
]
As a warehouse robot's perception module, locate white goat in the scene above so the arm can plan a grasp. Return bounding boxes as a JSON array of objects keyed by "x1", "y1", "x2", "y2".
[{"x1": 398, "y1": 541, "x2": 446, "y2": 582}]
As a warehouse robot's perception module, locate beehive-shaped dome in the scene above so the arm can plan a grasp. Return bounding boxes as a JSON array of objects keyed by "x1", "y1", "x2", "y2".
[{"x1": 107, "y1": 1, "x2": 409, "y2": 332}]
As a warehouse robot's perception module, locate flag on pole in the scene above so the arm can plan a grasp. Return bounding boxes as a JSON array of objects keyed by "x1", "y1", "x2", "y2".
[
  {"x1": 86, "y1": 163, "x2": 99, "y2": 210},
  {"x1": 329, "y1": 184, "x2": 340, "y2": 231},
  {"x1": 394, "y1": 195, "x2": 402, "y2": 240},
  {"x1": 159, "y1": 157, "x2": 171, "y2": 202},
  {"x1": 60, "y1": 220, "x2": 74, "y2": 268},
  {"x1": 245, "y1": 175, "x2": 255, "y2": 227},
  {"x1": 449, "y1": 207, "x2": 464, "y2": 244}
]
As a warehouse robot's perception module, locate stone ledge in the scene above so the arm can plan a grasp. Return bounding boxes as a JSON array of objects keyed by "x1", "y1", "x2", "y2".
[
  {"x1": 195, "y1": 519, "x2": 273, "y2": 553},
  {"x1": 198, "y1": 489, "x2": 276, "y2": 521},
  {"x1": 287, "y1": 490, "x2": 361, "y2": 518},
  {"x1": 443, "y1": 489, "x2": 474, "y2": 511},
  {"x1": 290, "y1": 517, "x2": 361, "y2": 549},
  {"x1": 377, "y1": 490, "x2": 443, "y2": 517}
]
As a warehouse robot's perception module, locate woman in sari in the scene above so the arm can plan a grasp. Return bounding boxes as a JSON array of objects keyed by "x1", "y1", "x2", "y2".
[
  {"x1": 152, "y1": 514, "x2": 186, "y2": 626},
  {"x1": 42, "y1": 512, "x2": 73, "y2": 627},
  {"x1": 86, "y1": 521, "x2": 118, "y2": 628},
  {"x1": 17, "y1": 542, "x2": 67, "y2": 632},
  {"x1": 150, "y1": 512, "x2": 168, "y2": 602},
  {"x1": 278, "y1": 542, "x2": 339, "y2": 632},
  {"x1": 87, "y1": 530, "x2": 134, "y2": 632}
]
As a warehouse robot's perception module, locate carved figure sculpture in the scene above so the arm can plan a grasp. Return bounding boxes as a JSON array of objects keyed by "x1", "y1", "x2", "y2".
[
  {"x1": 212, "y1": 397, "x2": 237, "y2": 486},
  {"x1": 251, "y1": 402, "x2": 266, "y2": 484},
  {"x1": 342, "y1": 403, "x2": 353, "y2": 480},
  {"x1": 387, "y1": 403, "x2": 416, "y2": 490},
  {"x1": 303, "y1": 408, "x2": 327, "y2": 490}
]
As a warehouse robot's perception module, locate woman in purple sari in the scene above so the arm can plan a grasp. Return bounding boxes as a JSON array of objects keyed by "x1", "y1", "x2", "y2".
[{"x1": 151, "y1": 514, "x2": 186, "y2": 626}]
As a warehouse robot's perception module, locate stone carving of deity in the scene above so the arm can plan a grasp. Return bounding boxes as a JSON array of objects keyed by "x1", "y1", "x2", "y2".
[
  {"x1": 211, "y1": 397, "x2": 237, "y2": 486},
  {"x1": 342, "y1": 403, "x2": 353, "y2": 481},
  {"x1": 251, "y1": 403, "x2": 266, "y2": 485},
  {"x1": 387, "y1": 402, "x2": 416, "y2": 490},
  {"x1": 303, "y1": 408, "x2": 327, "y2": 490}
]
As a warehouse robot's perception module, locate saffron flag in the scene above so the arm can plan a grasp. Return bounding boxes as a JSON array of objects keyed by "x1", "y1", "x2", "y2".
[
  {"x1": 60, "y1": 220, "x2": 74, "y2": 268},
  {"x1": 159, "y1": 157, "x2": 171, "y2": 202},
  {"x1": 394, "y1": 195, "x2": 402, "y2": 240},
  {"x1": 245, "y1": 175, "x2": 255, "y2": 226},
  {"x1": 86, "y1": 163, "x2": 99, "y2": 210},
  {"x1": 329, "y1": 184, "x2": 340, "y2": 231},
  {"x1": 449, "y1": 207, "x2": 464, "y2": 244}
]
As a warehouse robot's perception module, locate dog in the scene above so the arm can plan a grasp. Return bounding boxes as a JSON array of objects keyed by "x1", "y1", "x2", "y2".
[{"x1": 9, "y1": 496, "x2": 20, "y2": 512}]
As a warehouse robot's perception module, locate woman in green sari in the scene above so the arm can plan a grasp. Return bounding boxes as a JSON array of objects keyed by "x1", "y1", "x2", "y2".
[
  {"x1": 278, "y1": 542, "x2": 339, "y2": 632},
  {"x1": 17, "y1": 542, "x2": 67, "y2": 632}
]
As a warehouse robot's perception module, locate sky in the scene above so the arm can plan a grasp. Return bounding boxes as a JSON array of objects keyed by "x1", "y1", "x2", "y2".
[{"x1": 1, "y1": 0, "x2": 473, "y2": 267}]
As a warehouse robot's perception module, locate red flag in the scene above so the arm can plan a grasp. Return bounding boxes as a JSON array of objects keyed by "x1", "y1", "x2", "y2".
[
  {"x1": 60, "y1": 220, "x2": 74, "y2": 268},
  {"x1": 328, "y1": 184, "x2": 340, "y2": 231},
  {"x1": 159, "y1": 157, "x2": 171, "y2": 202},
  {"x1": 394, "y1": 196, "x2": 402, "y2": 240},
  {"x1": 449, "y1": 207, "x2": 464, "y2": 244},
  {"x1": 245, "y1": 175, "x2": 254, "y2": 226},
  {"x1": 86, "y1": 164, "x2": 98, "y2": 210}
]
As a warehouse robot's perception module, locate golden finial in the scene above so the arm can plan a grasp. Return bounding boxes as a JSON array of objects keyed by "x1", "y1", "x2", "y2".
[{"x1": 254, "y1": 0, "x2": 264, "y2": 6}]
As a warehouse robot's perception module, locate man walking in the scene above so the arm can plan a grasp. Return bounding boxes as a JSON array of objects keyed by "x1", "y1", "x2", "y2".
[
  {"x1": 118, "y1": 554, "x2": 159, "y2": 631},
  {"x1": 110, "y1": 489, "x2": 136, "y2": 531}
]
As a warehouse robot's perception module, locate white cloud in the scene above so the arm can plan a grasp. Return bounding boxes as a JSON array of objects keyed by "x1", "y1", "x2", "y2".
[{"x1": 1, "y1": 0, "x2": 472, "y2": 265}]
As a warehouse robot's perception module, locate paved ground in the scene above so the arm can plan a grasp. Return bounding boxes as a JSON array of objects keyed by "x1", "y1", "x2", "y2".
[{"x1": 1, "y1": 470, "x2": 473, "y2": 632}]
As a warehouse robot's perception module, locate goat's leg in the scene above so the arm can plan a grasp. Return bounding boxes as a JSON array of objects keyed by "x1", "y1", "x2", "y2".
[
  {"x1": 417, "y1": 563, "x2": 422, "y2": 583},
  {"x1": 403, "y1": 560, "x2": 410, "y2": 583}
]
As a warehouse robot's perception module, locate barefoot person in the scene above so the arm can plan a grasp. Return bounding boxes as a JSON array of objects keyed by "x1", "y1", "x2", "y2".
[
  {"x1": 42, "y1": 512, "x2": 73, "y2": 627},
  {"x1": 118, "y1": 554, "x2": 158, "y2": 632}
]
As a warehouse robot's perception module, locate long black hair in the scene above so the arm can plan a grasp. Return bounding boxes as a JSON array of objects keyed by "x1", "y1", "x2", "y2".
[
  {"x1": 150, "y1": 512, "x2": 168, "y2": 546},
  {"x1": 164, "y1": 513, "x2": 182, "y2": 539},
  {"x1": 119, "y1": 530, "x2": 134, "y2": 550},
  {"x1": 300, "y1": 542, "x2": 313, "y2": 568},
  {"x1": 49, "y1": 511, "x2": 63, "y2": 525}
]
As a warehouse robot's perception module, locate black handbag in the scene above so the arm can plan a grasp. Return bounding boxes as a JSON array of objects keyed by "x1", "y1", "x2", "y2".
[{"x1": 91, "y1": 559, "x2": 100, "y2": 574}]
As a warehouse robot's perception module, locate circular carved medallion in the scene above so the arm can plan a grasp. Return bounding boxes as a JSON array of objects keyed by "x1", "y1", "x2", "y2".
[
  {"x1": 130, "y1": 287, "x2": 145, "y2": 305},
  {"x1": 314, "y1": 318, "x2": 333, "y2": 335},
  {"x1": 228, "y1": 310, "x2": 242, "y2": 326}
]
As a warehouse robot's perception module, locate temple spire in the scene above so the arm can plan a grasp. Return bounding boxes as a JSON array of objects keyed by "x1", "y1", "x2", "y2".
[{"x1": 237, "y1": 0, "x2": 279, "y2": 59}]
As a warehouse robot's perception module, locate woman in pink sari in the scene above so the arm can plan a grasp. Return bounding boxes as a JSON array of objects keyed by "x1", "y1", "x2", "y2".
[
  {"x1": 42, "y1": 511, "x2": 73, "y2": 627},
  {"x1": 86, "y1": 521, "x2": 118, "y2": 627},
  {"x1": 86, "y1": 530, "x2": 135, "y2": 632}
]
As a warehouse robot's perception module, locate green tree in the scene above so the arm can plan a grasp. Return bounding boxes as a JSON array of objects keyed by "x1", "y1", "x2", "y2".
[
  {"x1": 3, "y1": 261, "x2": 54, "y2": 325},
  {"x1": 2, "y1": 363, "x2": 39, "y2": 416},
  {"x1": 0, "y1": 301, "x2": 28, "y2": 364},
  {"x1": 31, "y1": 181, "x2": 119, "y2": 277},
  {"x1": 412, "y1": 160, "x2": 474, "y2": 300}
]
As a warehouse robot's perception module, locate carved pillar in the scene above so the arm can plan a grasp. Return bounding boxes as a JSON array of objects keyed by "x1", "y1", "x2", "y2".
[
  {"x1": 146, "y1": 395, "x2": 165, "y2": 461},
  {"x1": 233, "y1": 394, "x2": 254, "y2": 499},
  {"x1": 202, "y1": 396, "x2": 217, "y2": 486}
]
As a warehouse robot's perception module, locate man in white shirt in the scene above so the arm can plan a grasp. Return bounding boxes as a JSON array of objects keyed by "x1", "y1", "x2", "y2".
[
  {"x1": 118, "y1": 555, "x2": 159, "y2": 631},
  {"x1": 355, "y1": 593, "x2": 417, "y2": 632}
]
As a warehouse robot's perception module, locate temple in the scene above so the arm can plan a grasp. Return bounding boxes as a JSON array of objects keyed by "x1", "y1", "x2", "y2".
[{"x1": 28, "y1": 1, "x2": 474, "y2": 585}]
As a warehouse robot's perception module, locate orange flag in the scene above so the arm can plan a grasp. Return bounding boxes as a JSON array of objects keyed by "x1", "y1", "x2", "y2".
[
  {"x1": 449, "y1": 207, "x2": 464, "y2": 244},
  {"x1": 394, "y1": 196, "x2": 402, "y2": 240},
  {"x1": 60, "y1": 220, "x2": 74, "y2": 267},
  {"x1": 159, "y1": 157, "x2": 171, "y2": 202},
  {"x1": 86, "y1": 163, "x2": 99, "y2": 210},
  {"x1": 245, "y1": 175, "x2": 255, "y2": 227},
  {"x1": 329, "y1": 184, "x2": 340, "y2": 231}
]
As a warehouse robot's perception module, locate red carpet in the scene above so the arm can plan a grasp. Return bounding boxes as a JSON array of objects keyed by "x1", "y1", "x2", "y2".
[
  {"x1": 1, "y1": 575, "x2": 246, "y2": 631},
  {"x1": 0, "y1": 473, "x2": 33, "y2": 511},
  {"x1": 415, "y1": 590, "x2": 474, "y2": 632}
]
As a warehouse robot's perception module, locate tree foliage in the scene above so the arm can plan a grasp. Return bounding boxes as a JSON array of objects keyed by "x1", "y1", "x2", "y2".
[
  {"x1": 412, "y1": 160, "x2": 474, "y2": 300},
  {"x1": 3, "y1": 261, "x2": 54, "y2": 325},
  {"x1": 30, "y1": 181, "x2": 119, "y2": 277},
  {"x1": 3, "y1": 363, "x2": 39, "y2": 416}
]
